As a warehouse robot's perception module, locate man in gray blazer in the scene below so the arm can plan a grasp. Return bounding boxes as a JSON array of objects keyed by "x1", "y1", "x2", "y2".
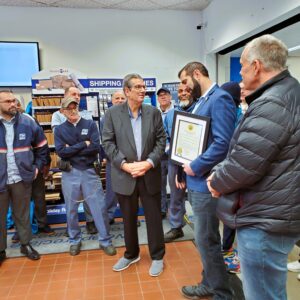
[{"x1": 102, "y1": 73, "x2": 166, "y2": 277}]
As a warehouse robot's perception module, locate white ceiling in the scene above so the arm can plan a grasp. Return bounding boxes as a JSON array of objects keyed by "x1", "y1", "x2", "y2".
[{"x1": 0, "y1": 0, "x2": 212, "y2": 10}]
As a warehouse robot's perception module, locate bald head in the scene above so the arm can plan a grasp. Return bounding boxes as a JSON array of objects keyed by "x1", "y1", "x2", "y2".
[
  {"x1": 112, "y1": 90, "x2": 126, "y2": 105},
  {"x1": 64, "y1": 87, "x2": 81, "y2": 103}
]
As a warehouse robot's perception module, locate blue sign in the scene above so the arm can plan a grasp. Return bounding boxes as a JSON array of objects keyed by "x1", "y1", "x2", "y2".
[
  {"x1": 88, "y1": 78, "x2": 122, "y2": 88},
  {"x1": 162, "y1": 82, "x2": 180, "y2": 104},
  {"x1": 88, "y1": 78, "x2": 156, "y2": 89},
  {"x1": 162, "y1": 82, "x2": 180, "y2": 92}
]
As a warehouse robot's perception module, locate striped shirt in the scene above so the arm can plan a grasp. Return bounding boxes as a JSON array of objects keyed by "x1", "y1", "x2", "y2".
[{"x1": 0, "y1": 116, "x2": 22, "y2": 184}]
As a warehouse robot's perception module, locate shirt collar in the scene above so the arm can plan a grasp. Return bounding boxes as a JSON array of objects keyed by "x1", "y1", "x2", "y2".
[
  {"x1": 0, "y1": 114, "x2": 16, "y2": 123},
  {"x1": 127, "y1": 104, "x2": 142, "y2": 119},
  {"x1": 201, "y1": 82, "x2": 217, "y2": 99},
  {"x1": 68, "y1": 116, "x2": 81, "y2": 126},
  {"x1": 158, "y1": 102, "x2": 174, "y2": 114}
]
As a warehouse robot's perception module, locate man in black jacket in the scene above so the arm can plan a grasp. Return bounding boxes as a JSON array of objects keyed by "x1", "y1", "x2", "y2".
[{"x1": 207, "y1": 35, "x2": 300, "y2": 300}]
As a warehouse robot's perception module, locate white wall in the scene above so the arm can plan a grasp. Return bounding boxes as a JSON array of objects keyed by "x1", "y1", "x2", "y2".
[
  {"x1": 201, "y1": 0, "x2": 300, "y2": 80},
  {"x1": 287, "y1": 56, "x2": 300, "y2": 81},
  {"x1": 0, "y1": 6, "x2": 203, "y2": 103}
]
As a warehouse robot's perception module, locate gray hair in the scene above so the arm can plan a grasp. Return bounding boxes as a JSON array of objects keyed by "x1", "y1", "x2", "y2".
[
  {"x1": 245, "y1": 34, "x2": 288, "y2": 71},
  {"x1": 0, "y1": 89, "x2": 13, "y2": 95},
  {"x1": 122, "y1": 73, "x2": 143, "y2": 91}
]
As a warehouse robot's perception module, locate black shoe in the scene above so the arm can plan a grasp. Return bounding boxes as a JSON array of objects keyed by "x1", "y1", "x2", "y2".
[
  {"x1": 86, "y1": 221, "x2": 98, "y2": 234},
  {"x1": 164, "y1": 228, "x2": 184, "y2": 243},
  {"x1": 20, "y1": 244, "x2": 40, "y2": 260},
  {"x1": 38, "y1": 225, "x2": 55, "y2": 235},
  {"x1": 182, "y1": 284, "x2": 213, "y2": 299},
  {"x1": 100, "y1": 244, "x2": 117, "y2": 256},
  {"x1": 70, "y1": 242, "x2": 82, "y2": 256},
  {"x1": 161, "y1": 212, "x2": 167, "y2": 219},
  {"x1": 109, "y1": 219, "x2": 115, "y2": 225},
  {"x1": 137, "y1": 220, "x2": 141, "y2": 227},
  {"x1": 11, "y1": 232, "x2": 20, "y2": 244},
  {"x1": 0, "y1": 250, "x2": 6, "y2": 266},
  {"x1": 64, "y1": 229, "x2": 69, "y2": 237}
]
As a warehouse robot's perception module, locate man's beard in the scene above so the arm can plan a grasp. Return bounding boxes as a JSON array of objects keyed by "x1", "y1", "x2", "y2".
[
  {"x1": 179, "y1": 100, "x2": 191, "y2": 108},
  {"x1": 192, "y1": 77, "x2": 201, "y2": 99},
  {"x1": 4, "y1": 108, "x2": 17, "y2": 117}
]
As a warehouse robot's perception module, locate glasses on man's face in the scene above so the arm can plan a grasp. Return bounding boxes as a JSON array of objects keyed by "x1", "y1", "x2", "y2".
[
  {"x1": 63, "y1": 107, "x2": 78, "y2": 113},
  {"x1": 131, "y1": 85, "x2": 147, "y2": 91},
  {"x1": 0, "y1": 99, "x2": 17, "y2": 105}
]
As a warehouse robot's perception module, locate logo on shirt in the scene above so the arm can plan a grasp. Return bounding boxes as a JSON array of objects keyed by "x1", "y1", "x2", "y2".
[
  {"x1": 19, "y1": 133, "x2": 26, "y2": 140},
  {"x1": 81, "y1": 129, "x2": 88, "y2": 135}
]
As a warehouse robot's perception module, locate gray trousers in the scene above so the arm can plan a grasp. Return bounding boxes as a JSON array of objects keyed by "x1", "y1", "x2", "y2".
[
  {"x1": 62, "y1": 168, "x2": 112, "y2": 246},
  {"x1": 0, "y1": 181, "x2": 32, "y2": 251}
]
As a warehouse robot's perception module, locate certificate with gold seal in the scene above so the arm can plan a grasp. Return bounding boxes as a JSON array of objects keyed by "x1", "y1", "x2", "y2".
[{"x1": 170, "y1": 111, "x2": 210, "y2": 165}]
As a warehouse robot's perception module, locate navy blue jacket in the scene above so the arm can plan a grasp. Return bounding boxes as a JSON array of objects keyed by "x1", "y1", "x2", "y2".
[
  {"x1": 0, "y1": 112, "x2": 49, "y2": 192},
  {"x1": 187, "y1": 85, "x2": 236, "y2": 192},
  {"x1": 54, "y1": 118, "x2": 101, "y2": 170}
]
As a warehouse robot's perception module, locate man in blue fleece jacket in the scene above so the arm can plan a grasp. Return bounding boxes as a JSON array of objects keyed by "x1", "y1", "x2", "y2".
[
  {"x1": 178, "y1": 62, "x2": 236, "y2": 300},
  {"x1": 0, "y1": 90, "x2": 48, "y2": 264},
  {"x1": 54, "y1": 97, "x2": 115, "y2": 256}
]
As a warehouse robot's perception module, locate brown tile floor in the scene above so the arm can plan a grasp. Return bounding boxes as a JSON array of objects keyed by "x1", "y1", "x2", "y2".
[{"x1": 0, "y1": 241, "x2": 204, "y2": 300}]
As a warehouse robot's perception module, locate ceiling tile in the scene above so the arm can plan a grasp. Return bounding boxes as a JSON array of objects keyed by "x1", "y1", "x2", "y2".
[{"x1": 0, "y1": 0, "x2": 212, "y2": 10}]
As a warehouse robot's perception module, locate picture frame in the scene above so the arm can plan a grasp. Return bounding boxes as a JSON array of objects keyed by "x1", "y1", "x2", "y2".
[{"x1": 169, "y1": 111, "x2": 210, "y2": 165}]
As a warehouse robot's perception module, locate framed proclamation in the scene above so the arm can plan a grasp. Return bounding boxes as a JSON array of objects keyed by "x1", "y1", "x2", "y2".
[{"x1": 169, "y1": 111, "x2": 210, "y2": 165}]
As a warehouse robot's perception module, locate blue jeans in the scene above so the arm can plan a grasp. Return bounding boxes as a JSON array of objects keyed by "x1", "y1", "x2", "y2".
[
  {"x1": 237, "y1": 227, "x2": 300, "y2": 300},
  {"x1": 189, "y1": 190, "x2": 233, "y2": 299},
  {"x1": 168, "y1": 162, "x2": 186, "y2": 229},
  {"x1": 62, "y1": 168, "x2": 112, "y2": 247}
]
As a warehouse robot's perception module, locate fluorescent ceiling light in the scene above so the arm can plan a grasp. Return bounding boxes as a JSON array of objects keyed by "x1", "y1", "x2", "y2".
[{"x1": 288, "y1": 45, "x2": 300, "y2": 52}]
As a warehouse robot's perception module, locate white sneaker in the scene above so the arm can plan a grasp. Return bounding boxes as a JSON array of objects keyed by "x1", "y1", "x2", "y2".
[
  {"x1": 149, "y1": 259, "x2": 164, "y2": 277},
  {"x1": 298, "y1": 273, "x2": 300, "y2": 281},
  {"x1": 287, "y1": 260, "x2": 300, "y2": 272},
  {"x1": 112, "y1": 256, "x2": 140, "y2": 272}
]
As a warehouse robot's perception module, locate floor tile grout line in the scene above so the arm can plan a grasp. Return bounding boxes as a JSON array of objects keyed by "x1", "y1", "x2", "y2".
[{"x1": 1, "y1": 241, "x2": 203, "y2": 300}]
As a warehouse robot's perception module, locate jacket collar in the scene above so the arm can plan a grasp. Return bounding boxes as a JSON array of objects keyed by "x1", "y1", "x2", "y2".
[{"x1": 246, "y1": 69, "x2": 290, "y2": 105}]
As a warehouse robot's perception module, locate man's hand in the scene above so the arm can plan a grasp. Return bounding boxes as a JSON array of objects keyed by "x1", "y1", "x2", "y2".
[
  {"x1": 121, "y1": 162, "x2": 133, "y2": 174},
  {"x1": 34, "y1": 168, "x2": 39, "y2": 180},
  {"x1": 121, "y1": 161, "x2": 152, "y2": 178},
  {"x1": 183, "y1": 163, "x2": 195, "y2": 176},
  {"x1": 130, "y1": 161, "x2": 152, "y2": 178},
  {"x1": 207, "y1": 172, "x2": 221, "y2": 198},
  {"x1": 175, "y1": 174, "x2": 186, "y2": 190}
]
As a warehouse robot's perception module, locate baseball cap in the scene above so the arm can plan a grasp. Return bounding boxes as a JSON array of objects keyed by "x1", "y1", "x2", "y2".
[
  {"x1": 157, "y1": 87, "x2": 171, "y2": 96},
  {"x1": 61, "y1": 97, "x2": 78, "y2": 108}
]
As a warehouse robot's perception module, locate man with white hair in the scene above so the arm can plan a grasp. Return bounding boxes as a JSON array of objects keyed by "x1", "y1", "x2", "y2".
[{"x1": 207, "y1": 34, "x2": 300, "y2": 299}]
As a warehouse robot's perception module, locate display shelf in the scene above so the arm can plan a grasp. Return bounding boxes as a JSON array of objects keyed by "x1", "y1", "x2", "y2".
[{"x1": 32, "y1": 88, "x2": 89, "y2": 95}]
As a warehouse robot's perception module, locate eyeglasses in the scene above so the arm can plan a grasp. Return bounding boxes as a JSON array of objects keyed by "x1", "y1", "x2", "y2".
[
  {"x1": 131, "y1": 85, "x2": 147, "y2": 91},
  {"x1": 0, "y1": 99, "x2": 17, "y2": 105},
  {"x1": 63, "y1": 107, "x2": 78, "y2": 112}
]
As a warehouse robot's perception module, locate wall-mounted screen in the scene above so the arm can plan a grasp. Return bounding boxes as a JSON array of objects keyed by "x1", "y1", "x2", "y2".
[{"x1": 0, "y1": 41, "x2": 40, "y2": 87}]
